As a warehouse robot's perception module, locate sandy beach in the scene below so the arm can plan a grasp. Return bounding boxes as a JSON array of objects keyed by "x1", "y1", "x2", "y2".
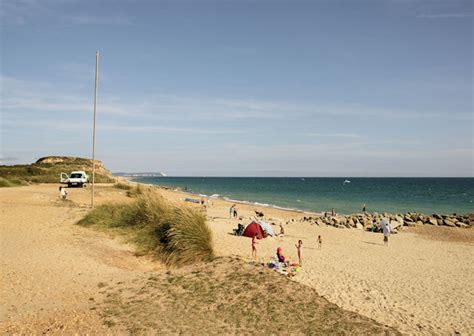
[
  {"x1": 1, "y1": 184, "x2": 473, "y2": 335},
  {"x1": 151, "y1": 187, "x2": 474, "y2": 335}
]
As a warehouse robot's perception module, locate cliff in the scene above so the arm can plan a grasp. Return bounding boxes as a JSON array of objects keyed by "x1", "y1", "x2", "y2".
[{"x1": 0, "y1": 156, "x2": 116, "y2": 184}]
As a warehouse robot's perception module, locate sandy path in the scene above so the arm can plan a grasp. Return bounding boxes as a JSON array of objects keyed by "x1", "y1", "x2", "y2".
[
  {"x1": 0, "y1": 185, "x2": 157, "y2": 334},
  {"x1": 202, "y1": 200, "x2": 474, "y2": 335}
]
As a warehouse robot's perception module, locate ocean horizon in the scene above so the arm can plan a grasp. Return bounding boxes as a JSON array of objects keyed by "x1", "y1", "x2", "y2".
[{"x1": 129, "y1": 176, "x2": 474, "y2": 215}]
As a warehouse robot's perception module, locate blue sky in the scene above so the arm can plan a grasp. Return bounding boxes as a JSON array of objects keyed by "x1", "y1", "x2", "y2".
[{"x1": 1, "y1": 0, "x2": 472, "y2": 176}]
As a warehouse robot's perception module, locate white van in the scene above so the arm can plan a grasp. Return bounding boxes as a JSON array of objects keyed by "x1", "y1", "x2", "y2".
[{"x1": 60, "y1": 171, "x2": 89, "y2": 187}]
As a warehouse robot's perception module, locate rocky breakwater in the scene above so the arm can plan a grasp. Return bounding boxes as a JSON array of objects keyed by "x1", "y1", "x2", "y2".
[{"x1": 297, "y1": 212, "x2": 472, "y2": 231}]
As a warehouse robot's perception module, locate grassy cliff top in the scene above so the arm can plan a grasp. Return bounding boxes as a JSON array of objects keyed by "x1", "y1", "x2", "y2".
[{"x1": 0, "y1": 156, "x2": 116, "y2": 185}]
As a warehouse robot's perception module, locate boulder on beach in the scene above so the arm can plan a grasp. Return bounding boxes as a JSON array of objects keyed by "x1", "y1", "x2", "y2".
[
  {"x1": 443, "y1": 219, "x2": 456, "y2": 227},
  {"x1": 428, "y1": 218, "x2": 438, "y2": 225}
]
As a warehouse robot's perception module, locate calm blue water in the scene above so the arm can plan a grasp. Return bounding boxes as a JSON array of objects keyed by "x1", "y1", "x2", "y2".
[{"x1": 133, "y1": 177, "x2": 473, "y2": 215}]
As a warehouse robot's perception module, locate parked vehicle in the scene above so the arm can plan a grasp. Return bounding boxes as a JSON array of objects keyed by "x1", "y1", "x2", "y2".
[{"x1": 60, "y1": 171, "x2": 89, "y2": 187}]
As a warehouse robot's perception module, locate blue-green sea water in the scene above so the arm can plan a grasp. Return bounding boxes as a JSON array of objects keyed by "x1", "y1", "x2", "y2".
[{"x1": 132, "y1": 177, "x2": 473, "y2": 215}]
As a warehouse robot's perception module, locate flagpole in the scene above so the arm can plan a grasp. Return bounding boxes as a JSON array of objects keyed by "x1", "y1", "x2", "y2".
[{"x1": 91, "y1": 50, "x2": 99, "y2": 208}]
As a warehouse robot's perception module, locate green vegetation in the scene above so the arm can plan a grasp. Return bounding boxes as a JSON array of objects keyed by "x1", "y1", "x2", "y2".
[
  {"x1": 113, "y1": 182, "x2": 132, "y2": 190},
  {"x1": 0, "y1": 156, "x2": 115, "y2": 184},
  {"x1": 0, "y1": 177, "x2": 28, "y2": 188},
  {"x1": 77, "y1": 190, "x2": 214, "y2": 267}
]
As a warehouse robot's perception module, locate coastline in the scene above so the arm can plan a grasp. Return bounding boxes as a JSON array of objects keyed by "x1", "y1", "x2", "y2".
[
  {"x1": 132, "y1": 179, "x2": 472, "y2": 227},
  {"x1": 127, "y1": 176, "x2": 474, "y2": 216},
  {"x1": 1, "y1": 183, "x2": 473, "y2": 334}
]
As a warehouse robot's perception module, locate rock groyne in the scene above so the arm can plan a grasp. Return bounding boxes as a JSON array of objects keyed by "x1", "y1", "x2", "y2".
[{"x1": 298, "y1": 212, "x2": 472, "y2": 230}]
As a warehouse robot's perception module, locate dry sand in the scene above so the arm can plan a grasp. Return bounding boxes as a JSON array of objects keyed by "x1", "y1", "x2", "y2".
[
  {"x1": 1, "y1": 184, "x2": 473, "y2": 335},
  {"x1": 0, "y1": 184, "x2": 158, "y2": 334}
]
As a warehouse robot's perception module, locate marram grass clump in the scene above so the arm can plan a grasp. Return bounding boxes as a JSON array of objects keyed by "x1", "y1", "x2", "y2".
[
  {"x1": 77, "y1": 190, "x2": 214, "y2": 267},
  {"x1": 113, "y1": 182, "x2": 132, "y2": 190}
]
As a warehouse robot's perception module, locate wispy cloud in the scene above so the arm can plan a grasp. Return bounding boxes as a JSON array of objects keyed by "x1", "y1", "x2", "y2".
[
  {"x1": 416, "y1": 13, "x2": 473, "y2": 19},
  {"x1": 222, "y1": 46, "x2": 258, "y2": 55},
  {"x1": 0, "y1": 0, "x2": 64, "y2": 26},
  {"x1": 68, "y1": 15, "x2": 133, "y2": 26},
  {"x1": 2, "y1": 119, "x2": 245, "y2": 135},
  {"x1": 0, "y1": 0, "x2": 133, "y2": 27},
  {"x1": 305, "y1": 133, "x2": 361, "y2": 138},
  {"x1": 1, "y1": 76, "x2": 137, "y2": 116},
  {"x1": 2, "y1": 75, "x2": 471, "y2": 136}
]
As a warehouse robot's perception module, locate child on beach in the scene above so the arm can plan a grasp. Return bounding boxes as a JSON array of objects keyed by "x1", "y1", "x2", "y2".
[
  {"x1": 252, "y1": 233, "x2": 258, "y2": 260},
  {"x1": 59, "y1": 187, "x2": 68, "y2": 200},
  {"x1": 233, "y1": 205, "x2": 238, "y2": 218},
  {"x1": 279, "y1": 224, "x2": 285, "y2": 236},
  {"x1": 318, "y1": 235, "x2": 322, "y2": 249},
  {"x1": 276, "y1": 247, "x2": 290, "y2": 268},
  {"x1": 295, "y1": 240, "x2": 303, "y2": 266}
]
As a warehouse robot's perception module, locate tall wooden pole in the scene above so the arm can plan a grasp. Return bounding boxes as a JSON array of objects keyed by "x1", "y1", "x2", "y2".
[{"x1": 91, "y1": 50, "x2": 99, "y2": 208}]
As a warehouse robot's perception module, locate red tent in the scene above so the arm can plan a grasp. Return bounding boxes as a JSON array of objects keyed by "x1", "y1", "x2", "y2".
[{"x1": 243, "y1": 222, "x2": 264, "y2": 239}]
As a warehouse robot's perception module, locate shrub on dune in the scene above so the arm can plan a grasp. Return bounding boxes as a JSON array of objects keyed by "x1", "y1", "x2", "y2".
[
  {"x1": 158, "y1": 206, "x2": 214, "y2": 266},
  {"x1": 113, "y1": 182, "x2": 132, "y2": 190},
  {"x1": 77, "y1": 190, "x2": 214, "y2": 267}
]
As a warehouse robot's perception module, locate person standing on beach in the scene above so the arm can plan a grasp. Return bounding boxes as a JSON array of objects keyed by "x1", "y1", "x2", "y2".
[
  {"x1": 318, "y1": 235, "x2": 322, "y2": 249},
  {"x1": 252, "y1": 233, "x2": 258, "y2": 260},
  {"x1": 382, "y1": 219, "x2": 391, "y2": 246},
  {"x1": 295, "y1": 240, "x2": 303, "y2": 266},
  {"x1": 229, "y1": 205, "x2": 234, "y2": 219},
  {"x1": 363, "y1": 204, "x2": 366, "y2": 212},
  {"x1": 233, "y1": 205, "x2": 238, "y2": 218}
]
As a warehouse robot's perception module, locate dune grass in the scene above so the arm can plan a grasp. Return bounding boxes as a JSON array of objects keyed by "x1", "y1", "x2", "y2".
[
  {"x1": 0, "y1": 177, "x2": 28, "y2": 188},
  {"x1": 113, "y1": 182, "x2": 132, "y2": 190},
  {"x1": 77, "y1": 190, "x2": 214, "y2": 267},
  {"x1": 125, "y1": 184, "x2": 144, "y2": 197}
]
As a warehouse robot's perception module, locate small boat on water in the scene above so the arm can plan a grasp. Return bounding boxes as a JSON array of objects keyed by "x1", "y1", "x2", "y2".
[{"x1": 343, "y1": 179, "x2": 351, "y2": 185}]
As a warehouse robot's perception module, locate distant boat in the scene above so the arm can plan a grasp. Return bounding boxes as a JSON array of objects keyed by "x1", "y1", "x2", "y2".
[{"x1": 343, "y1": 179, "x2": 351, "y2": 185}]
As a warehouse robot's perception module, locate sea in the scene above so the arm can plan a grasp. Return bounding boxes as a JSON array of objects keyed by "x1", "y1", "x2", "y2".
[{"x1": 131, "y1": 177, "x2": 473, "y2": 215}]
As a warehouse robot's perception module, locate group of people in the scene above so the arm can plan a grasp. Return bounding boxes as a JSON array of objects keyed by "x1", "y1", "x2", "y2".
[
  {"x1": 369, "y1": 218, "x2": 392, "y2": 245},
  {"x1": 251, "y1": 234, "x2": 323, "y2": 267}
]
